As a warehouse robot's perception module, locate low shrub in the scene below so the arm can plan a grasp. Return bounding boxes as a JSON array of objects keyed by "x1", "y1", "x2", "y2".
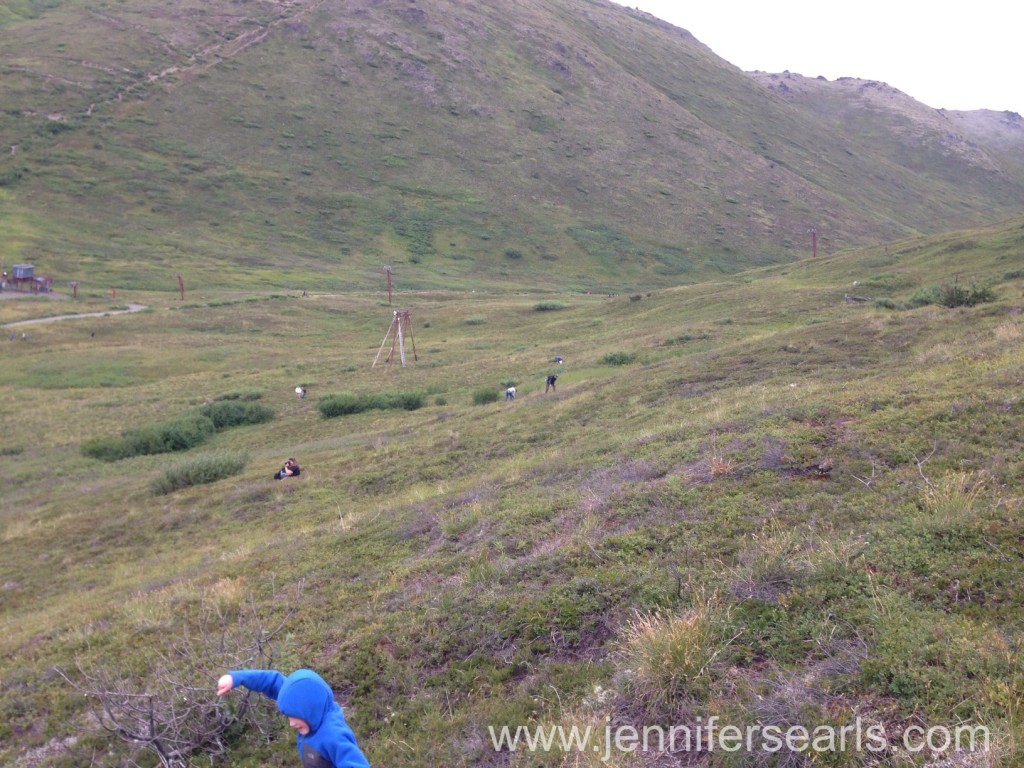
[
  {"x1": 893, "y1": 282, "x2": 997, "y2": 310},
  {"x1": 80, "y1": 434, "x2": 136, "y2": 462},
  {"x1": 124, "y1": 413, "x2": 217, "y2": 456},
  {"x1": 533, "y1": 301, "x2": 567, "y2": 312},
  {"x1": 81, "y1": 398, "x2": 274, "y2": 462},
  {"x1": 214, "y1": 389, "x2": 263, "y2": 401},
  {"x1": 318, "y1": 391, "x2": 425, "y2": 418},
  {"x1": 151, "y1": 452, "x2": 249, "y2": 495},
  {"x1": 602, "y1": 351, "x2": 636, "y2": 366},
  {"x1": 383, "y1": 391, "x2": 426, "y2": 411},
  {"x1": 199, "y1": 400, "x2": 275, "y2": 429},
  {"x1": 936, "y1": 281, "x2": 996, "y2": 308},
  {"x1": 83, "y1": 413, "x2": 217, "y2": 461},
  {"x1": 664, "y1": 332, "x2": 711, "y2": 345},
  {"x1": 318, "y1": 394, "x2": 367, "y2": 417},
  {"x1": 473, "y1": 389, "x2": 499, "y2": 405},
  {"x1": 907, "y1": 287, "x2": 939, "y2": 308}
]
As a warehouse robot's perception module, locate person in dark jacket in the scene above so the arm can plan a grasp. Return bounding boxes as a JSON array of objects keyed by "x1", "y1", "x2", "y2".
[
  {"x1": 274, "y1": 458, "x2": 301, "y2": 480},
  {"x1": 545, "y1": 373, "x2": 558, "y2": 393},
  {"x1": 217, "y1": 668, "x2": 370, "y2": 768}
]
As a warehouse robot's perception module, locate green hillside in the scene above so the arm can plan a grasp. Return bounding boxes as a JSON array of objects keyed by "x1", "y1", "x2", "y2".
[
  {"x1": 1, "y1": 0, "x2": 1023, "y2": 296},
  {"x1": 2, "y1": 217, "x2": 1022, "y2": 766},
  {"x1": 3, "y1": 0, "x2": 1024, "y2": 765}
]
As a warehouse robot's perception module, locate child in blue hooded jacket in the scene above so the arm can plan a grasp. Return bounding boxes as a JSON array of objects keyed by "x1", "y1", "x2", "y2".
[{"x1": 217, "y1": 668, "x2": 370, "y2": 768}]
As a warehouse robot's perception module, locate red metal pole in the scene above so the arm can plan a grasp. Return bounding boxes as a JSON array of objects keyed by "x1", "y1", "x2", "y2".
[
  {"x1": 809, "y1": 228, "x2": 818, "y2": 258},
  {"x1": 177, "y1": 274, "x2": 185, "y2": 300}
]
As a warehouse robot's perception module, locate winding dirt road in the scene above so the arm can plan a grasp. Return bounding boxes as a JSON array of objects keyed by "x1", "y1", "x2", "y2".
[{"x1": 1, "y1": 303, "x2": 147, "y2": 328}]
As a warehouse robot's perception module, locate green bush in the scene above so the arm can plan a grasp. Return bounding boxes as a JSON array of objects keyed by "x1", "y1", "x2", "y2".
[
  {"x1": 906, "y1": 287, "x2": 939, "y2": 308},
  {"x1": 151, "y1": 452, "x2": 249, "y2": 495},
  {"x1": 318, "y1": 391, "x2": 425, "y2": 418},
  {"x1": 124, "y1": 413, "x2": 217, "y2": 456},
  {"x1": 81, "y1": 398, "x2": 274, "y2": 463},
  {"x1": 602, "y1": 351, "x2": 636, "y2": 366},
  {"x1": 214, "y1": 388, "x2": 263, "y2": 401},
  {"x1": 936, "y1": 282, "x2": 996, "y2": 308},
  {"x1": 533, "y1": 301, "x2": 567, "y2": 312},
  {"x1": 80, "y1": 434, "x2": 136, "y2": 462},
  {"x1": 199, "y1": 400, "x2": 275, "y2": 429},
  {"x1": 664, "y1": 332, "x2": 711, "y2": 345},
  {"x1": 382, "y1": 391, "x2": 426, "y2": 411},
  {"x1": 82, "y1": 413, "x2": 217, "y2": 461},
  {"x1": 318, "y1": 393, "x2": 367, "y2": 417},
  {"x1": 473, "y1": 389, "x2": 499, "y2": 405},
  {"x1": 900, "y1": 282, "x2": 996, "y2": 310}
]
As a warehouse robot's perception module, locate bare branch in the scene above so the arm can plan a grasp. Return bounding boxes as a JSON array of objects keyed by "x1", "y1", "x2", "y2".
[
  {"x1": 850, "y1": 461, "x2": 880, "y2": 491},
  {"x1": 57, "y1": 588, "x2": 299, "y2": 767},
  {"x1": 913, "y1": 444, "x2": 938, "y2": 490}
]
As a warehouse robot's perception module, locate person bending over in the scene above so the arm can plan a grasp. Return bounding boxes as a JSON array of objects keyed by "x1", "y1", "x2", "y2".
[{"x1": 217, "y1": 668, "x2": 370, "y2": 768}]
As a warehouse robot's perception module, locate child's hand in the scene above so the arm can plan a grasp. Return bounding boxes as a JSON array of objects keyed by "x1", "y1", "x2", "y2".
[{"x1": 216, "y1": 674, "x2": 234, "y2": 696}]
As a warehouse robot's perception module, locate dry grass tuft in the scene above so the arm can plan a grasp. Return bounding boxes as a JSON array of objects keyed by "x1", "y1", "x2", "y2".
[
  {"x1": 993, "y1": 320, "x2": 1021, "y2": 342},
  {"x1": 921, "y1": 470, "x2": 989, "y2": 522},
  {"x1": 709, "y1": 453, "x2": 737, "y2": 478},
  {"x1": 614, "y1": 592, "x2": 734, "y2": 718}
]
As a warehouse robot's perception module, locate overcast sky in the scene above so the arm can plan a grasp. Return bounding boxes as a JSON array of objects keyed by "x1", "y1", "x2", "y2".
[{"x1": 609, "y1": 1, "x2": 1023, "y2": 115}]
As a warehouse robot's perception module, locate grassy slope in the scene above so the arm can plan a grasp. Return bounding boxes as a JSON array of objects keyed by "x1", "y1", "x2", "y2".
[
  {"x1": 2, "y1": 0, "x2": 1023, "y2": 298},
  {"x1": 1, "y1": 217, "x2": 1022, "y2": 766}
]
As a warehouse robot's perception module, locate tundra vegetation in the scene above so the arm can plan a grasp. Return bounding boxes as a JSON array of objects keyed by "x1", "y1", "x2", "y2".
[{"x1": 1, "y1": 217, "x2": 1023, "y2": 766}]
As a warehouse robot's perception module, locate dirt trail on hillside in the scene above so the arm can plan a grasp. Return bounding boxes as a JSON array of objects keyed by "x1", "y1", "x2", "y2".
[
  {"x1": 1, "y1": 303, "x2": 147, "y2": 328},
  {"x1": 106, "y1": 0, "x2": 332, "y2": 96}
]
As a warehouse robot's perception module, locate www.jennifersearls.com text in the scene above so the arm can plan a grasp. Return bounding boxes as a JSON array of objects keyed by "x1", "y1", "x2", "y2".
[{"x1": 487, "y1": 717, "x2": 989, "y2": 762}]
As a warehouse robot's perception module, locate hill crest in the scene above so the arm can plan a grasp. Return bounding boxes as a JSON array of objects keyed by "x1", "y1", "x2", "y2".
[{"x1": 0, "y1": 0, "x2": 1022, "y2": 293}]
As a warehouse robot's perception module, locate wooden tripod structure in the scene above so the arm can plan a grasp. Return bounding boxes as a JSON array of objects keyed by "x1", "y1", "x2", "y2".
[{"x1": 373, "y1": 310, "x2": 418, "y2": 368}]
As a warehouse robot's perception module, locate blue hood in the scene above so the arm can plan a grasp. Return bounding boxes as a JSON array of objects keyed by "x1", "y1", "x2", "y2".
[{"x1": 276, "y1": 669, "x2": 334, "y2": 733}]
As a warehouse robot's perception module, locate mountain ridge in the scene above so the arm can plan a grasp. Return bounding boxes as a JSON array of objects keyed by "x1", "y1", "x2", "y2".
[{"x1": 1, "y1": 0, "x2": 1022, "y2": 293}]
